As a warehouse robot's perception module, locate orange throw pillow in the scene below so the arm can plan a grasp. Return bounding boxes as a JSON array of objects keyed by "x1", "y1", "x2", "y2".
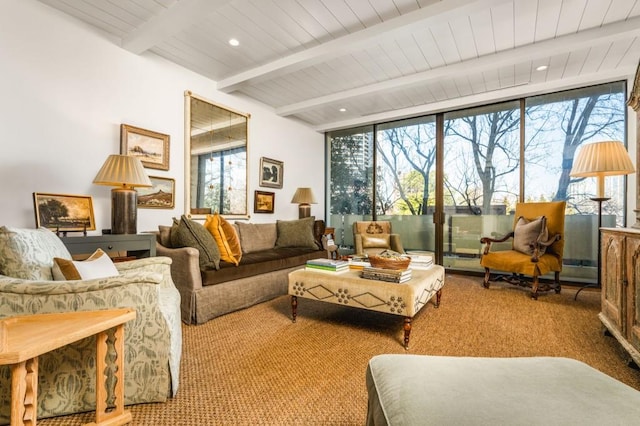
[{"x1": 205, "y1": 213, "x2": 242, "y2": 266}]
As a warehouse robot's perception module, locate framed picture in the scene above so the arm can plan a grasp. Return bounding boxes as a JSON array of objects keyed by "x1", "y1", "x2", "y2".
[
  {"x1": 121, "y1": 124, "x2": 170, "y2": 171},
  {"x1": 254, "y1": 191, "x2": 275, "y2": 213},
  {"x1": 137, "y1": 176, "x2": 175, "y2": 209},
  {"x1": 33, "y1": 193, "x2": 96, "y2": 232},
  {"x1": 259, "y1": 157, "x2": 283, "y2": 188}
]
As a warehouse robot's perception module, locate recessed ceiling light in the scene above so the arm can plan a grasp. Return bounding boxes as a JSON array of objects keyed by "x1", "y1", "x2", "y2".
[
  {"x1": 536, "y1": 65, "x2": 548, "y2": 71},
  {"x1": 339, "y1": 108, "x2": 347, "y2": 112},
  {"x1": 229, "y1": 38, "x2": 239, "y2": 47}
]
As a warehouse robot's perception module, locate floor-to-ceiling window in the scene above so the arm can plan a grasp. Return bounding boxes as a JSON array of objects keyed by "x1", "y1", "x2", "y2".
[
  {"x1": 376, "y1": 116, "x2": 437, "y2": 254},
  {"x1": 443, "y1": 101, "x2": 520, "y2": 271},
  {"x1": 326, "y1": 81, "x2": 628, "y2": 283}
]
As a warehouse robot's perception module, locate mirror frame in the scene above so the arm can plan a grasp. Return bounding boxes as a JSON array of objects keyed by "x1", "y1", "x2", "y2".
[{"x1": 184, "y1": 90, "x2": 250, "y2": 220}]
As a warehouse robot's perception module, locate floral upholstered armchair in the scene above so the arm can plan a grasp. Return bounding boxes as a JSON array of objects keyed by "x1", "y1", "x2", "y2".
[{"x1": 0, "y1": 226, "x2": 182, "y2": 423}]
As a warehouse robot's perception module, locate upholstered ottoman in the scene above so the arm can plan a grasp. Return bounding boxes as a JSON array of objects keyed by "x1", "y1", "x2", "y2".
[
  {"x1": 288, "y1": 265, "x2": 445, "y2": 349},
  {"x1": 366, "y1": 355, "x2": 640, "y2": 425}
]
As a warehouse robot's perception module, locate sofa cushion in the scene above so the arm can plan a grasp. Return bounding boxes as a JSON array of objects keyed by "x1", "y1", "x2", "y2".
[
  {"x1": 171, "y1": 216, "x2": 220, "y2": 270},
  {"x1": 513, "y1": 216, "x2": 548, "y2": 255},
  {"x1": 52, "y1": 248, "x2": 119, "y2": 280},
  {"x1": 201, "y1": 247, "x2": 322, "y2": 286},
  {"x1": 275, "y1": 216, "x2": 317, "y2": 249},
  {"x1": 0, "y1": 226, "x2": 72, "y2": 280},
  {"x1": 205, "y1": 213, "x2": 242, "y2": 266},
  {"x1": 158, "y1": 225, "x2": 173, "y2": 248},
  {"x1": 236, "y1": 222, "x2": 277, "y2": 254}
]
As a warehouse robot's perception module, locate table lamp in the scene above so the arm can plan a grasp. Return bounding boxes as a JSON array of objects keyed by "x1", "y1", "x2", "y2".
[
  {"x1": 93, "y1": 155, "x2": 152, "y2": 234},
  {"x1": 291, "y1": 187, "x2": 317, "y2": 218},
  {"x1": 570, "y1": 140, "x2": 635, "y2": 297}
]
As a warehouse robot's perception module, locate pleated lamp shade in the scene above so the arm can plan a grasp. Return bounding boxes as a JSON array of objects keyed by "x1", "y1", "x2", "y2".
[
  {"x1": 570, "y1": 141, "x2": 635, "y2": 198},
  {"x1": 93, "y1": 155, "x2": 152, "y2": 188},
  {"x1": 93, "y1": 155, "x2": 151, "y2": 235},
  {"x1": 291, "y1": 187, "x2": 317, "y2": 218}
]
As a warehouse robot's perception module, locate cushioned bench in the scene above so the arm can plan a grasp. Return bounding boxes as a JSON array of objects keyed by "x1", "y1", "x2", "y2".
[{"x1": 366, "y1": 355, "x2": 640, "y2": 425}]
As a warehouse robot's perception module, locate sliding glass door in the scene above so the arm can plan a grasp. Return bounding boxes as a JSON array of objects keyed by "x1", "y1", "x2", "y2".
[{"x1": 326, "y1": 81, "x2": 628, "y2": 283}]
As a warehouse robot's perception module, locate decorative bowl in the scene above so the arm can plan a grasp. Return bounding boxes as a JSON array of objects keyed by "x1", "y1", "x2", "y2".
[{"x1": 368, "y1": 255, "x2": 411, "y2": 270}]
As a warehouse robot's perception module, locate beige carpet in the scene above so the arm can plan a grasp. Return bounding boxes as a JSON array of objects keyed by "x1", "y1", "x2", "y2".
[{"x1": 39, "y1": 274, "x2": 640, "y2": 425}]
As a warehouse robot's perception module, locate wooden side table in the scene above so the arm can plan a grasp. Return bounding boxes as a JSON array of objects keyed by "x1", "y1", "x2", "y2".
[
  {"x1": 0, "y1": 309, "x2": 136, "y2": 426},
  {"x1": 60, "y1": 234, "x2": 156, "y2": 259}
]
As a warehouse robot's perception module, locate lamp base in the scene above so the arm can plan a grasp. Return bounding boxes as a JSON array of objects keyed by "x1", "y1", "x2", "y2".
[
  {"x1": 111, "y1": 188, "x2": 138, "y2": 234},
  {"x1": 298, "y1": 204, "x2": 311, "y2": 219}
]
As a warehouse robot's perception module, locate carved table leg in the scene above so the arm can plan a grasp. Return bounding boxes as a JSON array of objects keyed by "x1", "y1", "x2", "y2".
[
  {"x1": 88, "y1": 324, "x2": 131, "y2": 426},
  {"x1": 435, "y1": 289, "x2": 442, "y2": 308},
  {"x1": 11, "y1": 357, "x2": 38, "y2": 426},
  {"x1": 403, "y1": 317, "x2": 412, "y2": 351},
  {"x1": 291, "y1": 295, "x2": 297, "y2": 323}
]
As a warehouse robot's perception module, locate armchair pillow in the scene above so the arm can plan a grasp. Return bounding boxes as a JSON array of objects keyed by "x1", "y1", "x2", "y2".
[
  {"x1": 361, "y1": 234, "x2": 391, "y2": 249},
  {"x1": 52, "y1": 248, "x2": 119, "y2": 280},
  {"x1": 513, "y1": 216, "x2": 548, "y2": 256},
  {"x1": 171, "y1": 216, "x2": 220, "y2": 270},
  {"x1": 205, "y1": 213, "x2": 242, "y2": 266},
  {"x1": 275, "y1": 216, "x2": 317, "y2": 249},
  {"x1": 0, "y1": 226, "x2": 71, "y2": 280}
]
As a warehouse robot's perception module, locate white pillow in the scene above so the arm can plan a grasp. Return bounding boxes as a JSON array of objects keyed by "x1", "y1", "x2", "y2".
[{"x1": 52, "y1": 248, "x2": 119, "y2": 281}]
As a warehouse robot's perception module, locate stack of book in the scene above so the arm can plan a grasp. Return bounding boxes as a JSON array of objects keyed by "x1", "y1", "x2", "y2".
[
  {"x1": 305, "y1": 258, "x2": 350, "y2": 273},
  {"x1": 408, "y1": 254, "x2": 433, "y2": 270},
  {"x1": 347, "y1": 255, "x2": 371, "y2": 270},
  {"x1": 360, "y1": 266, "x2": 412, "y2": 283}
]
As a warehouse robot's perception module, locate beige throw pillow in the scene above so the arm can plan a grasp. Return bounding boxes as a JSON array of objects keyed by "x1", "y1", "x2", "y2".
[
  {"x1": 236, "y1": 222, "x2": 277, "y2": 254},
  {"x1": 513, "y1": 216, "x2": 548, "y2": 256}
]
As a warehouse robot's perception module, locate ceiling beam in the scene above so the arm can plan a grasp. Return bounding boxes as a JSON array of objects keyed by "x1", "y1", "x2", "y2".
[
  {"x1": 216, "y1": 0, "x2": 512, "y2": 93},
  {"x1": 277, "y1": 16, "x2": 640, "y2": 117},
  {"x1": 315, "y1": 67, "x2": 637, "y2": 133},
  {"x1": 121, "y1": 0, "x2": 233, "y2": 54}
]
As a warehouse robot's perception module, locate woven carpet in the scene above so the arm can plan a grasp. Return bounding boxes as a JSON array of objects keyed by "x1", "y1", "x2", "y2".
[{"x1": 39, "y1": 274, "x2": 640, "y2": 425}]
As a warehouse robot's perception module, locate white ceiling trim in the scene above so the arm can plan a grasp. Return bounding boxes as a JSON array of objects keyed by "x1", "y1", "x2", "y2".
[
  {"x1": 121, "y1": 0, "x2": 233, "y2": 54},
  {"x1": 215, "y1": 0, "x2": 513, "y2": 93},
  {"x1": 277, "y1": 15, "x2": 640, "y2": 118},
  {"x1": 316, "y1": 66, "x2": 637, "y2": 133}
]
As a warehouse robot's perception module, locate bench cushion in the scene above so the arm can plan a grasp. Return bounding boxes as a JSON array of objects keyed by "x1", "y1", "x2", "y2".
[{"x1": 366, "y1": 355, "x2": 640, "y2": 426}]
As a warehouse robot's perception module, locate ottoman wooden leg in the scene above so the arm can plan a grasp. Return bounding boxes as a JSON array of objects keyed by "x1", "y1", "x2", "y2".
[
  {"x1": 403, "y1": 317, "x2": 412, "y2": 350},
  {"x1": 435, "y1": 289, "x2": 442, "y2": 308},
  {"x1": 291, "y1": 295, "x2": 297, "y2": 323}
]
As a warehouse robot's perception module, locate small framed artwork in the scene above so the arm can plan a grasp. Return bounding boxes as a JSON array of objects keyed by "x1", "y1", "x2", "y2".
[
  {"x1": 121, "y1": 124, "x2": 170, "y2": 171},
  {"x1": 259, "y1": 157, "x2": 283, "y2": 188},
  {"x1": 33, "y1": 193, "x2": 96, "y2": 232},
  {"x1": 254, "y1": 191, "x2": 275, "y2": 213},
  {"x1": 137, "y1": 176, "x2": 175, "y2": 209}
]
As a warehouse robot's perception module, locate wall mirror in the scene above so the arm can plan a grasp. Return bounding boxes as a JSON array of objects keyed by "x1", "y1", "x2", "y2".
[{"x1": 184, "y1": 91, "x2": 249, "y2": 219}]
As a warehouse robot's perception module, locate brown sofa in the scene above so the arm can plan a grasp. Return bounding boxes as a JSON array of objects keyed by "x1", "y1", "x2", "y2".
[{"x1": 156, "y1": 218, "x2": 326, "y2": 324}]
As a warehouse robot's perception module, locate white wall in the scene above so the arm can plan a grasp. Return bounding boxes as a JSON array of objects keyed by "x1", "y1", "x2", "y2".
[{"x1": 0, "y1": 0, "x2": 325, "y2": 233}]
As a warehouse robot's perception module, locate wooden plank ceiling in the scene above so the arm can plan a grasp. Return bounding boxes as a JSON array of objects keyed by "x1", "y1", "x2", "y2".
[{"x1": 38, "y1": 0, "x2": 640, "y2": 132}]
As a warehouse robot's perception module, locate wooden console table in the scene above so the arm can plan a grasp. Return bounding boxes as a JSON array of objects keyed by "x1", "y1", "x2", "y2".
[{"x1": 0, "y1": 309, "x2": 136, "y2": 426}]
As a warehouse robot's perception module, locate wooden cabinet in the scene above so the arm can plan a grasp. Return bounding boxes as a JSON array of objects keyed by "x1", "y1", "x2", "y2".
[{"x1": 600, "y1": 227, "x2": 640, "y2": 366}]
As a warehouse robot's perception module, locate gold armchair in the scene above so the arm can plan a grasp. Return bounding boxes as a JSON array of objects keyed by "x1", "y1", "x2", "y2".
[
  {"x1": 353, "y1": 221, "x2": 404, "y2": 256},
  {"x1": 480, "y1": 201, "x2": 566, "y2": 299}
]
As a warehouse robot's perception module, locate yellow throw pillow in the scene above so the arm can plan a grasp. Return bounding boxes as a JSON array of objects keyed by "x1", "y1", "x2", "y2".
[
  {"x1": 204, "y1": 213, "x2": 242, "y2": 266},
  {"x1": 52, "y1": 248, "x2": 119, "y2": 281}
]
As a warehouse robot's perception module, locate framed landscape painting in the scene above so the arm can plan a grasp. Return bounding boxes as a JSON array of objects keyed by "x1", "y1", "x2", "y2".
[
  {"x1": 33, "y1": 193, "x2": 96, "y2": 232},
  {"x1": 254, "y1": 191, "x2": 275, "y2": 213},
  {"x1": 137, "y1": 176, "x2": 175, "y2": 209},
  {"x1": 121, "y1": 124, "x2": 170, "y2": 171}
]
